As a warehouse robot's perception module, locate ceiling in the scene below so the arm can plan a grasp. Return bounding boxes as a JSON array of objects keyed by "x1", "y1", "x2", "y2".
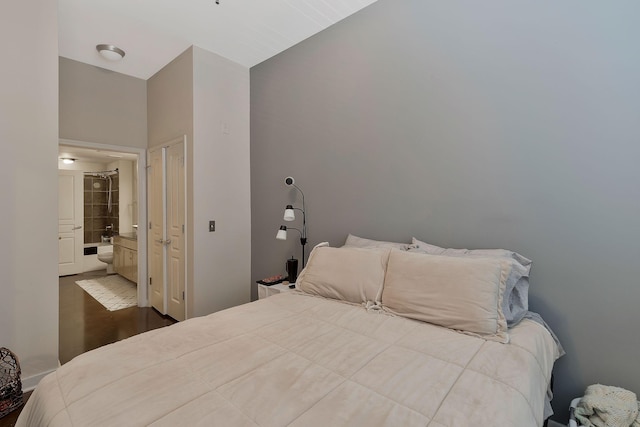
[
  {"x1": 58, "y1": 0, "x2": 379, "y2": 80},
  {"x1": 58, "y1": 0, "x2": 378, "y2": 161}
]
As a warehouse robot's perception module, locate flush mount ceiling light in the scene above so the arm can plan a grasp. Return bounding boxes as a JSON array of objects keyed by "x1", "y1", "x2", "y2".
[
  {"x1": 96, "y1": 44, "x2": 125, "y2": 61},
  {"x1": 61, "y1": 158, "x2": 76, "y2": 164}
]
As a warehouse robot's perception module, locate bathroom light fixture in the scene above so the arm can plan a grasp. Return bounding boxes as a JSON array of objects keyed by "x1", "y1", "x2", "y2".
[
  {"x1": 276, "y1": 177, "x2": 308, "y2": 266},
  {"x1": 61, "y1": 158, "x2": 76, "y2": 164},
  {"x1": 96, "y1": 44, "x2": 125, "y2": 61}
]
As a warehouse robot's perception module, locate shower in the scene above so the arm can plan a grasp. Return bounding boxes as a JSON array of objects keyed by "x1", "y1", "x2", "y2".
[
  {"x1": 86, "y1": 168, "x2": 118, "y2": 212},
  {"x1": 84, "y1": 168, "x2": 119, "y2": 243}
]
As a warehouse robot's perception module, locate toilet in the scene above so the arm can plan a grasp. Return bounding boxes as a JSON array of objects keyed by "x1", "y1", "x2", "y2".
[{"x1": 97, "y1": 245, "x2": 114, "y2": 274}]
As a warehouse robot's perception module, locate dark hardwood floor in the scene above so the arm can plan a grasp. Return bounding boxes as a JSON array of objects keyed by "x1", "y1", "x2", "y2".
[
  {"x1": 0, "y1": 270, "x2": 176, "y2": 426},
  {"x1": 59, "y1": 270, "x2": 176, "y2": 364}
]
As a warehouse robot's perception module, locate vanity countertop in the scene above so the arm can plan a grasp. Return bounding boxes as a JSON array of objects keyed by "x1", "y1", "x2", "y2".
[{"x1": 116, "y1": 232, "x2": 137, "y2": 241}]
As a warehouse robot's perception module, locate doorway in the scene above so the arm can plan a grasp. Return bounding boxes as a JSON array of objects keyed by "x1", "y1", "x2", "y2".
[{"x1": 58, "y1": 139, "x2": 148, "y2": 307}]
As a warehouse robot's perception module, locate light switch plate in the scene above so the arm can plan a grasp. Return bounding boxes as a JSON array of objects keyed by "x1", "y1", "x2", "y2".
[{"x1": 209, "y1": 220, "x2": 215, "y2": 232}]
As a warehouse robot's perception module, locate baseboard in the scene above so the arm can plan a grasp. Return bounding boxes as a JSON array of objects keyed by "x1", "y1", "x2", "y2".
[{"x1": 21, "y1": 366, "x2": 57, "y2": 392}]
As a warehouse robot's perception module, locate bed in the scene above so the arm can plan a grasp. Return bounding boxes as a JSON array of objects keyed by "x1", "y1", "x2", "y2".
[{"x1": 18, "y1": 241, "x2": 562, "y2": 427}]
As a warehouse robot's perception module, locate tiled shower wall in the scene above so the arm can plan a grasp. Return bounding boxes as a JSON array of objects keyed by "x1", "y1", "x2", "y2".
[{"x1": 84, "y1": 174, "x2": 119, "y2": 243}]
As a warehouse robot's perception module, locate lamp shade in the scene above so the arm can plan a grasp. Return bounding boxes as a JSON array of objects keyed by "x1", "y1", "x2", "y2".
[
  {"x1": 284, "y1": 205, "x2": 295, "y2": 221},
  {"x1": 276, "y1": 226, "x2": 287, "y2": 240}
]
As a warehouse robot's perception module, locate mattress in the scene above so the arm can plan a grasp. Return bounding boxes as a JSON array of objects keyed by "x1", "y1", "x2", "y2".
[{"x1": 17, "y1": 291, "x2": 560, "y2": 426}]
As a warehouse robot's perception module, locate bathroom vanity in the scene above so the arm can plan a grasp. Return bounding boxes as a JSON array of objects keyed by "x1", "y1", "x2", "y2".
[{"x1": 113, "y1": 233, "x2": 137, "y2": 283}]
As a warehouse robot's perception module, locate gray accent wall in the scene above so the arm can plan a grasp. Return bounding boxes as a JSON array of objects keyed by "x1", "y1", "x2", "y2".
[{"x1": 251, "y1": 0, "x2": 640, "y2": 422}]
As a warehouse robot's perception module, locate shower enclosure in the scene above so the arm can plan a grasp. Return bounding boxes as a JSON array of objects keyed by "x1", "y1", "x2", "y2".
[{"x1": 83, "y1": 169, "x2": 119, "y2": 243}]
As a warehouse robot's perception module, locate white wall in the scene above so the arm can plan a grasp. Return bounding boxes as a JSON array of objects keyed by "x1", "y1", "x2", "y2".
[
  {"x1": 59, "y1": 57, "x2": 147, "y2": 149},
  {"x1": 0, "y1": 0, "x2": 59, "y2": 388},
  {"x1": 147, "y1": 48, "x2": 193, "y2": 149},
  {"x1": 108, "y1": 159, "x2": 135, "y2": 234},
  {"x1": 192, "y1": 46, "x2": 251, "y2": 315},
  {"x1": 146, "y1": 46, "x2": 250, "y2": 317},
  {"x1": 146, "y1": 48, "x2": 195, "y2": 315}
]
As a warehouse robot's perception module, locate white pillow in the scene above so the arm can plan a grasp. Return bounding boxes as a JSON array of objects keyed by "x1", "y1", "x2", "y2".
[
  {"x1": 382, "y1": 250, "x2": 510, "y2": 343},
  {"x1": 409, "y1": 237, "x2": 531, "y2": 327},
  {"x1": 343, "y1": 234, "x2": 410, "y2": 251},
  {"x1": 297, "y1": 246, "x2": 390, "y2": 304}
]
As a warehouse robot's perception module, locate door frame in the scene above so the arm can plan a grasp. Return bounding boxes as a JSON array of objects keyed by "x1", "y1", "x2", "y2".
[
  {"x1": 147, "y1": 145, "x2": 166, "y2": 314},
  {"x1": 59, "y1": 138, "x2": 149, "y2": 307}
]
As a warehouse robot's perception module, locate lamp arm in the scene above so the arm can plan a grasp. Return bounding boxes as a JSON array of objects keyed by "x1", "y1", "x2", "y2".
[
  {"x1": 284, "y1": 180, "x2": 308, "y2": 266},
  {"x1": 300, "y1": 237, "x2": 307, "y2": 267},
  {"x1": 291, "y1": 184, "x2": 306, "y2": 240},
  {"x1": 285, "y1": 227, "x2": 307, "y2": 266},
  {"x1": 290, "y1": 207, "x2": 307, "y2": 240},
  {"x1": 301, "y1": 206, "x2": 307, "y2": 241},
  {"x1": 292, "y1": 184, "x2": 305, "y2": 213}
]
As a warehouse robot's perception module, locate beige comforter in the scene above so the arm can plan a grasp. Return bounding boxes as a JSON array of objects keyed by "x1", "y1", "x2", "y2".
[{"x1": 18, "y1": 291, "x2": 560, "y2": 427}]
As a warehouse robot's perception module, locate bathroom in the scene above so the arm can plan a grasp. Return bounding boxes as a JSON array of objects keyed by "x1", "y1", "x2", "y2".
[{"x1": 58, "y1": 146, "x2": 138, "y2": 276}]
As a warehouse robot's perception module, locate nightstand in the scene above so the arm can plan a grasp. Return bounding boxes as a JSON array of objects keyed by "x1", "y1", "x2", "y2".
[{"x1": 257, "y1": 282, "x2": 295, "y2": 299}]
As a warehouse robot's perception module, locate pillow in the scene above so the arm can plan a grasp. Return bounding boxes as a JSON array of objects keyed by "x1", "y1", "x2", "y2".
[
  {"x1": 382, "y1": 250, "x2": 510, "y2": 343},
  {"x1": 409, "y1": 237, "x2": 531, "y2": 327},
  {"x1": 297, "y1": 246, "x2": 390, "y2": 304},
  {"x1": 343, "y1": 234, "x2": 410, "y2": 251}
]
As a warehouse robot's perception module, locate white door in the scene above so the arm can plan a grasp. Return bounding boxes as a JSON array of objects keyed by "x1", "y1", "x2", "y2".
[
  {"x1": 166, "y1": 142, "x2": 186, "y2": 321},
  {"x1": 59, "y1": 170, "x2": 83, "y2": 276},
  {"x1": 147, "y1": 137, "x2": 187, "y2": 320}
]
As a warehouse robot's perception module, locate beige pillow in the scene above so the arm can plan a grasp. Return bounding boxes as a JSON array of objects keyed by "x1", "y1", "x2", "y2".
[
  {"x1": 409, "y1": 237, "x2": 532, "y2": 327},
  {"x1": 382, "y1": 250, "x2": 510, "y2": 343},
  {"x1": 297, "y1": 246, "x2": 390, "y2": 304}
]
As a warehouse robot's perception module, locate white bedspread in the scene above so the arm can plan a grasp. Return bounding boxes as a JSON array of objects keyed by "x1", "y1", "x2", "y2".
[{"x1": 17, "y1": 291, "x2": 560, "y2": 427}]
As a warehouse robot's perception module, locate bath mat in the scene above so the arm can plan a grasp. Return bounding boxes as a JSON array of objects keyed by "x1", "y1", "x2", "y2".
[{"x1": 75, "y1": 275, "x2": 137, "y2": 311}]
